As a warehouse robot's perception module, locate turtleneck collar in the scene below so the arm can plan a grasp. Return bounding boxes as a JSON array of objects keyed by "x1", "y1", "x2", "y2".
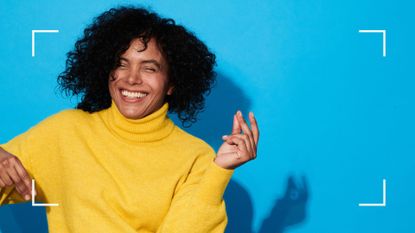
[{"x1": 98, "y1": 101, "x2": 175, "y2": 143}]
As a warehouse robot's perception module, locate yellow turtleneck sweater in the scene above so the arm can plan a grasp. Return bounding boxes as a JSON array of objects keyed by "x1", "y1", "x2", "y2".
[{"x1": 0, "y1": 102, "x2": 234, "y2": 233}]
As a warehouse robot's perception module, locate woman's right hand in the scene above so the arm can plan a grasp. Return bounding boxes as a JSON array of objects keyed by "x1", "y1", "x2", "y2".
[{"x1": 0, "y1": 147, "x2": 33, "y2": 201}]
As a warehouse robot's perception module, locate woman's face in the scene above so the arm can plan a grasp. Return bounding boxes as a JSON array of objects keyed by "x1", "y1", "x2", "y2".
[{"x1": 109, "y1": 38, "x2": 173, "y2": 119}]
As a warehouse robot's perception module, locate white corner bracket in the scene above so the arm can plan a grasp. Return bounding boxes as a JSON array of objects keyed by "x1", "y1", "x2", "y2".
[
  {"x1": 31, "y1": 29, "x2": 59, "y2": 57},
  {"x1": 358, "y1": 29, "x2": 387, "y2": 57},
  {"x1": 31, "y1": 179, "x2": 59, "y2": 207},
  {"x1": 358, "y1": 178, "x2": 387, "y2": 207}
]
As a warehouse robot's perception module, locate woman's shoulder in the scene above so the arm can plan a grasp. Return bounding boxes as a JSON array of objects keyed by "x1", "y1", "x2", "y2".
[
  {"x1": 5, "y1": 108, "x2": 93, "y2": 145},
  {"x1": 170, "y1": 126, "x2": 216, "y2": 156},
  {"x1": 32, "y1": 108, "x2": 92, "y2": 131},
  {"x1": 43, "y1": 108, "x2": 89, "y2": 122}
]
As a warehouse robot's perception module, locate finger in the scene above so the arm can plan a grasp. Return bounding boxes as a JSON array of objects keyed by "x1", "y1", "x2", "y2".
[
  {"x1": 226, "y1": 134, "x2": 253, "y2": 159},
  {"x1": 236, "y1": 111, "x2": 252, "y2": 137},
  {"x1": 249, "y1": 112, "x2": 259, "y2": 145},
  {"x1": 236, "y1": 111, "x2": 255, "y2": 155},
  {"x1": 2, "y1": 170, "x2": 26, "y2": 199},
  {"x1": 224, "y1": 135, "x2": 249, "y2": 157},
  {"x1": 0, "y1": 161, "x2": 14, "y2": 186},
  {"x1": 13, "y1": 165, "x2": 31, "y2": 197},
  {"x1": 0, "y1": 173, "x2": 13, "y2": 186},
  {"x1": 14, "y1": 159, "x2": 32, "y2": 195},
  {"x1": 7, "y1": 164, "x2": 28, "y2": 198},
  {"x1": 232, "y1": 114, "x2": 241, "y2": 135}
]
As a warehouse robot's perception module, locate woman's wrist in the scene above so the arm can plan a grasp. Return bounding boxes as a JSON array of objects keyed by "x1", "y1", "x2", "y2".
[{"x1": 214, "y1": 157, "x2": 236, "y2": 170}]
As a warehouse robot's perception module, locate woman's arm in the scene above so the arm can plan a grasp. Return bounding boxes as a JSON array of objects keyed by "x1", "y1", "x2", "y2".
[
  {"x1": 156, "y1": 111, "x2": 259, "y2": 233},
  {"x1": 156, "y1": 156, "x2": 233, "y2": 233},
  {"x1": 0, "y1": 112, "x2": 64, "y2": 205}
]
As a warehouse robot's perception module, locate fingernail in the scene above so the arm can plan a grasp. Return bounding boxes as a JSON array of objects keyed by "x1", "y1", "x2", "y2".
[
  {"x1": 249, "y1": 112, "x2": 254, "y2": 117},
  {"x1": 25, "y1": 195, "x2": 30, "y2": 200},
  {"x1": 237, "y1": 110, "x2": 242, "y2": 116},
  {"x1": 222, "y1": 135, "x2": 228, "y2": 139}
]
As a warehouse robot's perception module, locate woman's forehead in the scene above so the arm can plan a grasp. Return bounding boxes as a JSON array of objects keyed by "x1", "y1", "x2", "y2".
[
  {"x1": 124, "y1": 39, "x2": 163, "y2": 59},
  {"x1": 119, "y1": 38, "x2": 167, "y2": 68}
]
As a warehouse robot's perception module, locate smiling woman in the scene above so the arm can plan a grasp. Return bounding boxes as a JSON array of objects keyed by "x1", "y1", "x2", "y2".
[
  {"x1": 57, "y1": 6, "x2": 217, "y2": 125},
  {"x1": 0, "y1": 5, "x2": 259, "y2": 233},
  {"x1": 109, "y1": 38, "x2": 174, "y2": 119}
]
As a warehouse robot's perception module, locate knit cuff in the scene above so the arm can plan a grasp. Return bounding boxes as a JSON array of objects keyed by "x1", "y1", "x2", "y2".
[{"x1": 196, "y1": 160, "x2": 234, "y2": 205}]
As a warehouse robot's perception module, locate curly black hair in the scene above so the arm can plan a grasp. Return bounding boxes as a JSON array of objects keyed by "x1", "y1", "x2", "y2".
[{"x1": 58, "y1": 6, "x2": 216, "y2": 125}]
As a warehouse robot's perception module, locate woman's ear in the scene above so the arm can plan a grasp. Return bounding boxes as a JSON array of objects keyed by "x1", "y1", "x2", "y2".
[{"x1": 167, "y1": 86, "x2": 174, "y2": 95}]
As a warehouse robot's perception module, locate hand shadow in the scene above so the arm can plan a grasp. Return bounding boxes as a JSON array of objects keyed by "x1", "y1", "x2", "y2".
[
  {"x1": 224, "y1": 175, "x2": 309, "y2": 233},
  {"x1": 258, "y1": 176, "x2": 309, "y2": 233}
]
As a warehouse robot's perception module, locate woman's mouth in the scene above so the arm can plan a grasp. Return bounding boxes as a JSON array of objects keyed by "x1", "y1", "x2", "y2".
[{"x1": 120, "y1": 89, "x2": 148, "y2": 102}]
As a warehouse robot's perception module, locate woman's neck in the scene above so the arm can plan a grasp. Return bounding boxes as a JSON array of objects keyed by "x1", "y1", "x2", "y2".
[{"x1": 98, "y1": 101, "x2": 175, "y2": 143}]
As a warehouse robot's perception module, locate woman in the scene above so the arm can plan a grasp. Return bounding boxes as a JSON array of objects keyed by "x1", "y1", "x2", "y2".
[{"x1": 0, "y1": 6, "x2": 259, "y2": 233}]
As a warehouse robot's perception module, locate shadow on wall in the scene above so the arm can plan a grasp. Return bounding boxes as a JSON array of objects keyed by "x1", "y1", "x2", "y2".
[
  {"x1": 256, "y1": 176, "x2": 309, "y2": 233},
  {"x1": 225, "y1": 176, "x2": 309, "y2": 233},
  {"x1": 176, "y1": 73, "x2": 252, "y2": 150},
  {"x1": 182, "y1": 73, "x2": 310, "y2": 233}
]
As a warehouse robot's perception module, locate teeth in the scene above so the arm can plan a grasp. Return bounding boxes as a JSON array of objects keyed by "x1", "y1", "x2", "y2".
[{"x1": 121, "y1": 90, "x2": 148, "y2": 98}]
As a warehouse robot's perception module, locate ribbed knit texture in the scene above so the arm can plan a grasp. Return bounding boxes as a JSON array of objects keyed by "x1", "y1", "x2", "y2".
[{"x1": 0, "y1": 102, "x2": 234, "y2": 233}]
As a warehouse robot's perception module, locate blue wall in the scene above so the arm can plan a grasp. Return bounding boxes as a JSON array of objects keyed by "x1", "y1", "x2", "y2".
[{"x1": 1, "y1": 0, "x2": 414, "y2": 232}]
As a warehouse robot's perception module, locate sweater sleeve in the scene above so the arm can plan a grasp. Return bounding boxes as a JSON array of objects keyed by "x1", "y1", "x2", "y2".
[
  {"x1": 0, "y1": 113, "x2": 62, "y2": 205},
  {"x1": 0, "y1": 131, "x2": 36, "y2": 205},
  {"x1": 156, "y1": 146, "x2": 234, "y2": 233}
]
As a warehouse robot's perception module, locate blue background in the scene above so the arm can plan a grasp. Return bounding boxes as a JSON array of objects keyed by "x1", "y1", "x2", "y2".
[{"x1": 1, "y1": 0, "x2": 414, "y2": 232}]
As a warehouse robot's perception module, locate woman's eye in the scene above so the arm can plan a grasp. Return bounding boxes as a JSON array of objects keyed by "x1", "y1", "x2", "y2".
[{"x1": 144, "y1": 67, "x2": 157, "y2": 72}]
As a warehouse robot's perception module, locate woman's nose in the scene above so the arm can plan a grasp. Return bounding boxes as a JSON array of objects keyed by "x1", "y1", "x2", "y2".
[{"x1": 127, "y1": 71, "x2": 143, "y2": 85}]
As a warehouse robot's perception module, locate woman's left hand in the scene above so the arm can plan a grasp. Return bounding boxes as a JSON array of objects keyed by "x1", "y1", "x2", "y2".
[{"x1": 215, "y1": 110, "x2": 259, "y2": 170}]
